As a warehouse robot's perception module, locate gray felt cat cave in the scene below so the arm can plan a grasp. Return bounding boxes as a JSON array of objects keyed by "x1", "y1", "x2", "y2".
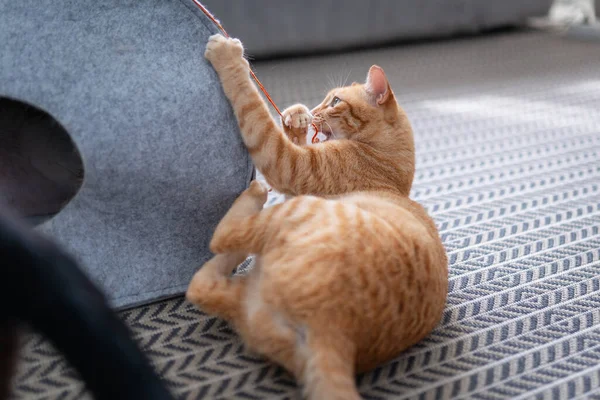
[{"x1": 0, "y1": 1, "x2": 253, "y2": 308}]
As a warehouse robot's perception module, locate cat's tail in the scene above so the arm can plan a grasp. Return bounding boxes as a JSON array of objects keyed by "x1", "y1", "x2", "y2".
[{"x1": 301, "y1": 335, "x2": 362, "y2": 400}]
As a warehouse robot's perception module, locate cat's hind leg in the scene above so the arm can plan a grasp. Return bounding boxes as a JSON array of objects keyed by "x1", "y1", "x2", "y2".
[
  {"x1": 210, "y1": 193, "x2": 323, "y2": 256},
  {"x1": 243, "y1": 312, "x2": 361, "y2": 400},
  {"x1": 301, "y1": 332, "x2": 361, "y2": 400},
  {"x1": 219, "y1": 179, "x2": 268, "y2": 223},
  {"x1": 209, "y1": 180, "x2": 274, "y2": 255},
  {"x1": 239, "y1": 276, "x2": 305, "y2": 378},
  {"x1": 186, "y1": 252, "x2": 248, "y2": 321},
  {"x1": 186, "y1": 181, "x2": 267, "y2": 321}
]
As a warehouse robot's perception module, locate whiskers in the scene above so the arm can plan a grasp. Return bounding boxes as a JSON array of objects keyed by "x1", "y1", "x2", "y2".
[
  {"x1": 313, "y1": 118, "x2": 338, "y2": 141},
  {"x1": 341, "y1": 69, "x2": 352, "y2": 87},
  {"x1": 326, "y1": 75, "x2": 337, "y2": 91},
  {"x1": 325, "y1": 68, "x2": 353, "y2": 90},
  {"x1": 323, "y1": 120, "x2": 338, "y2": 139}
]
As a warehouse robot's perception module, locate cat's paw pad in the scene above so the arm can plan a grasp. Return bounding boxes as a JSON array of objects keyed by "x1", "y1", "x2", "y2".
[
  {"x1": 282, "y1": 104, "x2": 312, "y2": 129},
  {"x1": 205, "y1": 34, "x2": 246, "y2": 68}
]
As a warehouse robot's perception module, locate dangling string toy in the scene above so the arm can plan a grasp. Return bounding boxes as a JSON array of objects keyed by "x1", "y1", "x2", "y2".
[{"x1": 192, "y1": 1, "x2": 321, "y2": 144}]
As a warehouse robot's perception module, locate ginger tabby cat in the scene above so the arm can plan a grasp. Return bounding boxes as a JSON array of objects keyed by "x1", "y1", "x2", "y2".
[{"x1": 187, "y1": 34, "x2": 448, "y2": 400}]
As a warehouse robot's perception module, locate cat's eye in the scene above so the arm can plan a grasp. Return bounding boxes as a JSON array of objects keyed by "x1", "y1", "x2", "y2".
[{"x1": 330, "y1": 96, "x2": 341, "y2": 107}]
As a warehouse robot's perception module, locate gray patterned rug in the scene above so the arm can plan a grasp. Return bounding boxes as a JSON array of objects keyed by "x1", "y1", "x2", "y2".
[{"x1": 10, "y1": 30, "x2": 600, "y2": 399}]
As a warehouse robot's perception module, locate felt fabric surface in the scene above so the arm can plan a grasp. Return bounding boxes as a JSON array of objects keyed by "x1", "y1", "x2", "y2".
[{"x1": 0, "y1": 0, "x2": 253, "y2": 308}]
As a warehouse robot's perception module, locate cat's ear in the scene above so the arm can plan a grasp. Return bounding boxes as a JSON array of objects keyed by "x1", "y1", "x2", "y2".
[{"x1": 365, "y1": 65, "x2": 390, "y2": 106}]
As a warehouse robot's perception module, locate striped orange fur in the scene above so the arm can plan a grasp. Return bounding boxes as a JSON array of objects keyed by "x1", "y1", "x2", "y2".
[{"x1": 187, "y1": 34, "x2": 448, "y2": 400}]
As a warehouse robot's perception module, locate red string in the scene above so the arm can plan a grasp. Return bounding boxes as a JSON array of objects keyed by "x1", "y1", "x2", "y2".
[{"x1": 192, "y1": 0, "x2": 321, "y2": 144}]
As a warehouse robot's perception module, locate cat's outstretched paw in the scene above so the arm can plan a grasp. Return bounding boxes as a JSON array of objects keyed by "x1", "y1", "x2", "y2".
[
  {"x1": 282, "y1": 104, "x2": 313, "y2": 129},
  {"x1": 205, "y1": 34, "x2": 248, "y2": 72}
]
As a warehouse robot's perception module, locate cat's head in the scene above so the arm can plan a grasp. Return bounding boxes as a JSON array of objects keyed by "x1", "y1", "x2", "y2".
[{"x1": 311, "y1": 65, "x2": 410, "y2": 145}]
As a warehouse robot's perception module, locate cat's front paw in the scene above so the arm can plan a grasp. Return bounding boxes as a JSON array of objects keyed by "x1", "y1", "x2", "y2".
[
  {"x1": 205, "y1": 34, "x2": 248, "y2": 73},
  {"x1": 282, "y1": 104, "x2": 313, "y2": 130}
]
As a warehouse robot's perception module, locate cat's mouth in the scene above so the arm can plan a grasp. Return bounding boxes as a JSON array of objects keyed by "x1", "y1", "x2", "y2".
[{"x1": 317, "y1": 125, "x2": 333, "y2": 141}]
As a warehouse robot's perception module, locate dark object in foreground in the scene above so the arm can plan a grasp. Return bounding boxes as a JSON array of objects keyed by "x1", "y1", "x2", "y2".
[{"x1": 0, "y1": 207, "x2": 173, "y2": 400}]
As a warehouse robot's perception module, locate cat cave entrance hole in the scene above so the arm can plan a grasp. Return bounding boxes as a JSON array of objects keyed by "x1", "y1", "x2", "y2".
[{"x1": 0, "y1": 97, "x2": 84, "y2": 225}]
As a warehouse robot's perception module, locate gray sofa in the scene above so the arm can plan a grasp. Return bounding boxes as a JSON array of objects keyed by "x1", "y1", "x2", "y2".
[{"x1": 202, "y1": 0, "x2": 553, "y2": 59}]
